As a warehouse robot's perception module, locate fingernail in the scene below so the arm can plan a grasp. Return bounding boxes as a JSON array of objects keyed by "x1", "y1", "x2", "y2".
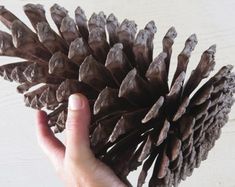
[{"x1": 68, "y1": 94, "x2": 84, "y2": 110}]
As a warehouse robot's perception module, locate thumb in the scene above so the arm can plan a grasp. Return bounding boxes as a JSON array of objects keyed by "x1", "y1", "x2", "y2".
[{"x1": 65, "y1": 93, "x2": 93, "y2": 162}]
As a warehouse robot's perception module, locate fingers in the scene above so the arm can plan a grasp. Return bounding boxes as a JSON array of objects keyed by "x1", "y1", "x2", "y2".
[
  {"x1": 36, "y1": 110, "x2": 65, "y2": 170},
  {"x1": 65, "y1": 93, "x2": 93, "y2": 162}
]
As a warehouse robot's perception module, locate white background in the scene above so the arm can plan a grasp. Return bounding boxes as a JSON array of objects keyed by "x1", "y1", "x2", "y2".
[{"x1": 0, "y1": 0, "x2": 235, "y2": 186}]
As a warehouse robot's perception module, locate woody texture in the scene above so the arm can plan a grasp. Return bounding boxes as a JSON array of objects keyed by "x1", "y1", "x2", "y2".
[{"x1": 0, "y1": 4, "x2": 235, "y2": 187}]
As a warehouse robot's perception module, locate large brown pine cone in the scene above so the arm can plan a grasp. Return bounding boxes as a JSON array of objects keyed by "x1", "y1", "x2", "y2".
[{"x1": 0, "y1": 4, "x2": 235, "y2": 187}]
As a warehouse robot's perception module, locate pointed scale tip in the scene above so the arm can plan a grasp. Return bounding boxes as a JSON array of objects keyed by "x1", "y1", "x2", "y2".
[
  {"x1": 93, "y1": 86, "x2": 109, "y2": 115},
  {"x1": 23, "y1": 3, "x2": 44, "y2": 12},
  {"x1": 135, "y1": 29, "x2": 149, "y2": 45},
  {"x1": 168, "y1": 71, "x2": 186, "y2": 96},
  {"x1": 24, "y1": 96, "x2": 31, "y2": 107},
  {"x1": 36, "y1": 22, "x2": 56, "y2": 43},
  {"x1": 166, "y1": 26, "x2": 177, "y2": 39},
  {"x1": 75, "y1": 6, "x2": 85, "y2": 15},
  {"x1": 75, "y1": 6, "x2": 87, "y2": 23},
  {"x1": 99, "y1": 11, "x2": 106, "y2": 19},
  {"x1": 0, "y1": 31, "x2": 13, "y2": 54},
  {"x1": 138, "y1": 135, "x2": 152, "y2": 162},
  {"x1": 48, "y1": 52, "x2": 65, "y2": 74},
  {"x1": 11, "y1": 66, "x2": 20, "y2": 82},
  {"x1": 56, "y1": 80, "x2": 68, "y2": 102},
  {"x1": 118, "y1": 68, "x2": 137, "y2": 98},
  {"x1": 30, "y1": 95, "x2": 39, "y2": 109},
  {"x1": 208, "y1": 44, "x2": 216, "y2": 53},
  {"x1": 0, "y1": 6, "x2": 6, "y2": 14},
  {"x1": 2, "y1": 70, "x2": 12, "y2": 81},
  {"x1": 39, "y1": 87, "x2": 50, "y2": 105},
  {"x1": 50, "y1": 3, "x2": 60, "y2": 11},
  {"x1": 113, "y1": 43, "x2": 123, "y2": 50},
  {"x1": 107, "y1": 13, "x2": 117, "y2": 22},
  {"x1": 50, "y1": 3, "x2": 68, "y2": 15},
  {"x1": 224, "y1": 64, "x2": 233, "y2": 71},
  {"x1": 190, "y1": 33, "x2": 197, "y2": 39},
  {"x1": 119, "y1": 19, "x2": 137, "y2": 34},
  {"x1": 182, "y1": 33, "x2": 198, "y2": 56},
  {"x1": 108, "y1": 116, "x2": 126, "y2": 143},
  {"x1": 60, "y1": 15, "x2": 77, "y2": 33},
  {"x1": 145, "y1": 20, "x2": 157, "y2": 34},
  {"x1": 227, "y1": 64, "x2": 234, "y2": 70},
  {"x1": 141, "y1": 96, "x2": 164, "y2": 124},
  {"x1": 89, "y1": 12, "x2": 106, "y2": 30},
  {"x1": 188, "y1": 33, "x2": 198, "y2": 43}
]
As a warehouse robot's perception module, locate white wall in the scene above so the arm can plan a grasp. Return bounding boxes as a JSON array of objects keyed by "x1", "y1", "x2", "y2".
[{"x1": 0, "y1": 0, "x2": 235, "y2": 186}]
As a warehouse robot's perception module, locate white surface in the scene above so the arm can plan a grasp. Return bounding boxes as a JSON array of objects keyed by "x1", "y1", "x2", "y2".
[{"x1": 0, "y1": 0, "x2": 235, "y2": 186}]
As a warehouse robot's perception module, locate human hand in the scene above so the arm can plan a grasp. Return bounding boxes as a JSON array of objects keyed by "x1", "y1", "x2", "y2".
[{"x1": 36, "y1": 93, "x2": 126, "y2": 187}]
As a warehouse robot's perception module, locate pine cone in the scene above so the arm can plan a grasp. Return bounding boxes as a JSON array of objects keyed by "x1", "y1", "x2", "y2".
[{"x1": 0, "y1": 4, "x2": 235, "y2": 187}]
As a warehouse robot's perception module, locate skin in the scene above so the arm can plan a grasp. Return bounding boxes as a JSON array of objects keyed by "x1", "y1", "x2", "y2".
[{"x1": 36, "y1": 93, "x2": 126, "y2": 187}]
